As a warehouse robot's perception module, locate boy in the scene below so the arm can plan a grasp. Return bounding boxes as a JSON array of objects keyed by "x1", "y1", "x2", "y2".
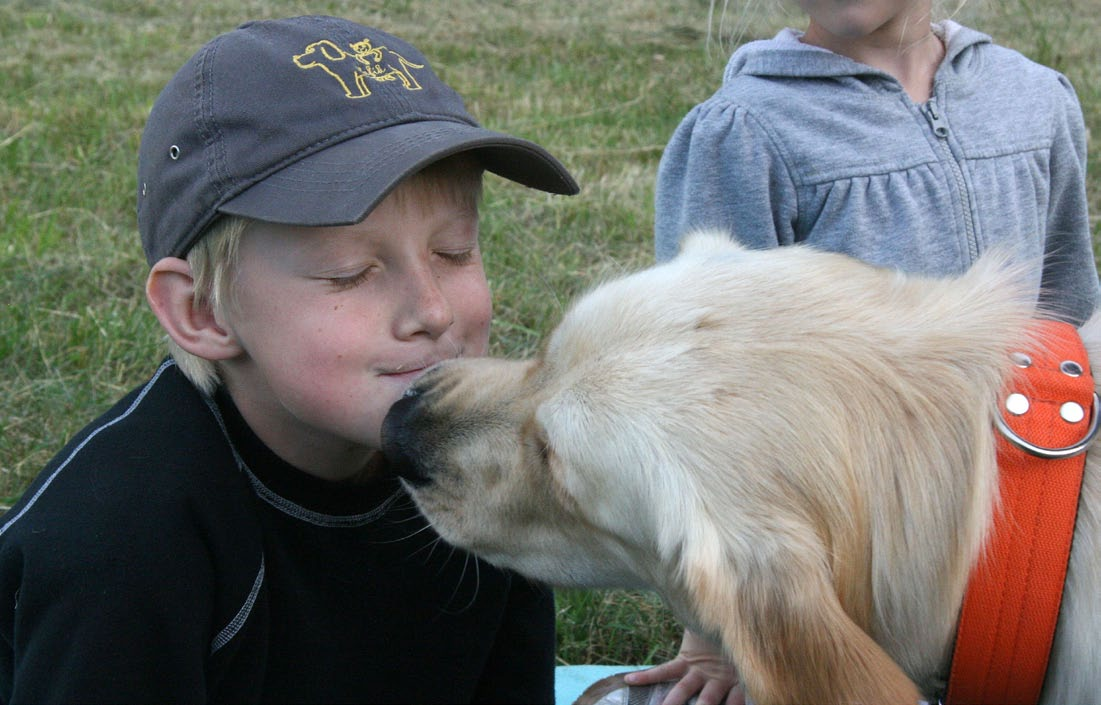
[{"x1": 0, "y1": 15, "x2": 577, "y2": 703}]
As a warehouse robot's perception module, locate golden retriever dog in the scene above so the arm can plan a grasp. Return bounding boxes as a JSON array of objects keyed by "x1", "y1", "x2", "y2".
[{"x1": 381, "y1": 232, "x2": 1100, "y2": 705}]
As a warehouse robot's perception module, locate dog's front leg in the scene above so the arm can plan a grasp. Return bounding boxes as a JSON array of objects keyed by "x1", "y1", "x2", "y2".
[{"x1": 679, "y1": 539, "x2": 920, "y2": 705}]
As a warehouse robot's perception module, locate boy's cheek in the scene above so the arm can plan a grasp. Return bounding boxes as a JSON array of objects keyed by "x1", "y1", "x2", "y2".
[
  {"x1": 469, "y1": 314, "x2": 492, "y2": 356},
  {"x1": 464, "y1": 280, "x2": 493, "y2": 355}
]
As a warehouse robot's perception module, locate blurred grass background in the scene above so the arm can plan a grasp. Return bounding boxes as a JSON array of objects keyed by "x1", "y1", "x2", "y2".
[{"x1": 3, "y1": 0, "x2": 1100, "y2": 666}]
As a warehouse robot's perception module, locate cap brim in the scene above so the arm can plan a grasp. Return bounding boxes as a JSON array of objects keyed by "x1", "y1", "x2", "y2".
[{"x1": 217, "y1": 120, "x2": 579, "y2": 226}]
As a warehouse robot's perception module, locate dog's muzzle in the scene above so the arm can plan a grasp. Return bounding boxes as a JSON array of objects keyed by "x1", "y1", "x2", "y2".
[{"x1": 380, "y1": 387, "x2": 433, "y2": 487}]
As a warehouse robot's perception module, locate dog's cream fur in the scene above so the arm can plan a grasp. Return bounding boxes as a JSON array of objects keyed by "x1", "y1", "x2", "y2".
[{"x1": 382, "y1": 232, "x2": 1101, "y2": 705}]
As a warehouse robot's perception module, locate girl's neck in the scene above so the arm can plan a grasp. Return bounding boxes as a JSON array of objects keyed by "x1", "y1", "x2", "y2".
[{"x1": 802, "y1": 21, "x2": 945, "y2": 103}]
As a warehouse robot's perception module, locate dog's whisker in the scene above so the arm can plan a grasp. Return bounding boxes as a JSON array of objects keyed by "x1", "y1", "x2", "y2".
[
  {"x1": 406, "y1": 533, "x2": 446, "y2": 562},
  {"x1": 371, "y1": 518, "x2": 438, "y2": 546},
  {"x1": 389, "y1": 507, "x2": 429, "y2": 525},
  {"x1": 438, "y1": 552, "x2": 482, "y2": 614}
]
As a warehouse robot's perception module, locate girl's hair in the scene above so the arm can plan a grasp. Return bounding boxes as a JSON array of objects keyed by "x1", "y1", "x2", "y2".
[{"x1": 167, "y1": 154, "x2": 485, "y2": 395}]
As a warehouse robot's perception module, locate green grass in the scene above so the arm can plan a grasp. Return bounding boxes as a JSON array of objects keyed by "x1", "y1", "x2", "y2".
[{"x1": 2, "y1": 0, "x2": 1100, "y2": 667}]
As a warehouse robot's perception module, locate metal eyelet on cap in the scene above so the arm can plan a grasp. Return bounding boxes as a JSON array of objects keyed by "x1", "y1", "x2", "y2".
[{"x1": 169, "y1": 145, "x2": 181, "y2": 160}]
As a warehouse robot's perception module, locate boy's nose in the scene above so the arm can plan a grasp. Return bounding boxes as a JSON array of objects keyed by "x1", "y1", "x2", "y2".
[{"x1": 397, "y1": 268, "x2": 453, "y2": 339}]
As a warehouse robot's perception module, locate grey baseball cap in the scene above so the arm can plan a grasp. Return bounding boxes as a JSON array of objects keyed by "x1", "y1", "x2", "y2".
[{"x1": 137, "y1": 15, "x2": 579, "y2": 264}]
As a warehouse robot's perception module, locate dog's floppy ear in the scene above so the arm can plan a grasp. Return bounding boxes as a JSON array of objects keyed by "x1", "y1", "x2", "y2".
[{"x1": 680, "y1": 538, "x2": 920, "y2": 705}]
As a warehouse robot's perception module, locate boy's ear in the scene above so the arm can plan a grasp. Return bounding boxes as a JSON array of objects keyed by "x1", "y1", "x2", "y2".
[{"x1": 145, "y1": 257, "x2": 242, "y2": 360}]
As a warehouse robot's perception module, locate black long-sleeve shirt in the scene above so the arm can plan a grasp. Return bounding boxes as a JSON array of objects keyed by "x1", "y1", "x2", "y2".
[{"x1": 0, "y1": 359, "x2": 554, "y2": 703}]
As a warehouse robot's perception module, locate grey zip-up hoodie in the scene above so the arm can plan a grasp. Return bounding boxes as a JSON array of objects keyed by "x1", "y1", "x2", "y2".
[{"x1": 655, "y1": 21, "x2": 1099, "y2": 325}]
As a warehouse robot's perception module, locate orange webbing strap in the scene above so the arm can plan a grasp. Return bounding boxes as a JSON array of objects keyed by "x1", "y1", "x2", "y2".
[{"x1": 946, "y1": 320, "x2": 1096, "y2": 705}]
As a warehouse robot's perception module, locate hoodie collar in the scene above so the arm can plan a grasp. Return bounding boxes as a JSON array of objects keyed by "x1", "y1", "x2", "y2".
[{"x1": 723, "y1": 20, "x2": 992, "y2": 84}]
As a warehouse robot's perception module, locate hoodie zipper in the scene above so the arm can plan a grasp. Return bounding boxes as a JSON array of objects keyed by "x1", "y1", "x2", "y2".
[{"x1": 923, "y1": 97, "x2": 978, "y2": 263}]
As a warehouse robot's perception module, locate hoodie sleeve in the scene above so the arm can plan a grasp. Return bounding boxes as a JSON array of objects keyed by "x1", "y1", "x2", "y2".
[
  {"x1": 1039, "y1": 75, "x2": 1100, "y2": 325},
  {"x1": 655, "y1": 97, "x2": 799, "y2": 261}
]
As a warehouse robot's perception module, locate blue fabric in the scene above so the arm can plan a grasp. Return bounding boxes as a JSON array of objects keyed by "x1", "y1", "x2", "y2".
[{"x1": 555, "y1": 665, "x2": 647, "y2": 705}]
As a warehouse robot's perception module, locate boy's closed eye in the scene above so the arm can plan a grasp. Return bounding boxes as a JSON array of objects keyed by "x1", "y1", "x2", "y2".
[
  {"x1": 322, "y1": 267, "x2": 377, "y2": 291},
  {"x1": 433, "y1": 247, "x2": 478, "y2": 266},
  {"x1": 315, "y1": 245, "x2": 478, "y2": 292}
]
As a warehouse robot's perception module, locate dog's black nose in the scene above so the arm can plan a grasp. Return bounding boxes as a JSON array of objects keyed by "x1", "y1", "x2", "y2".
[{"x1": 381, "y1": 391, "x2": 432, "y2": 486}]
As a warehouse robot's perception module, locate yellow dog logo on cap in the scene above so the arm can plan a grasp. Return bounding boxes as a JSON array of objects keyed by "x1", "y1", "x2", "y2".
[{"x1": 293, "y1": 38, "x2": 425, "y2": 98}]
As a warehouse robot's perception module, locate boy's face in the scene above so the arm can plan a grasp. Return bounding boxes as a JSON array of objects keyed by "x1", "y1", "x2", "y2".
[{"x1": 220, "y1": 184, "x2": 490, "y2": 482}]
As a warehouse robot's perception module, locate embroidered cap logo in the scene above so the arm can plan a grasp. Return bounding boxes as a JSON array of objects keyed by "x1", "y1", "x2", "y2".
[{"x1": 293, "y1": 37, "x2": 425, "y2": 98}]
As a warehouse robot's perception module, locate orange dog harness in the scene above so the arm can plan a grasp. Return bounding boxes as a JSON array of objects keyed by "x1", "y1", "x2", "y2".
[{"x1": 946, "y1": 320, "x2": 1097, "y2": 705}]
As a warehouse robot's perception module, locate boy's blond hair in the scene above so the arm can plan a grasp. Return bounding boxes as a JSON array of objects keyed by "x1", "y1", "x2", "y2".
[{"x1": 170, "y1": 155, "x2": 484, "y2": 395}]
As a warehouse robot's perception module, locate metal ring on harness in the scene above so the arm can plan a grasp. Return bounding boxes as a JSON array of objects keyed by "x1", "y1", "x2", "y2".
[{"x1": 994, "y1": 392, "x2": 1101, "y2": 459}]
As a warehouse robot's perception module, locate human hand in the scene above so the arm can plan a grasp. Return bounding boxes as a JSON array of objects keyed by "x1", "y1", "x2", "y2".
[{"x1": 623, "y1": 629, "x2": 745, "y2": 705}]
